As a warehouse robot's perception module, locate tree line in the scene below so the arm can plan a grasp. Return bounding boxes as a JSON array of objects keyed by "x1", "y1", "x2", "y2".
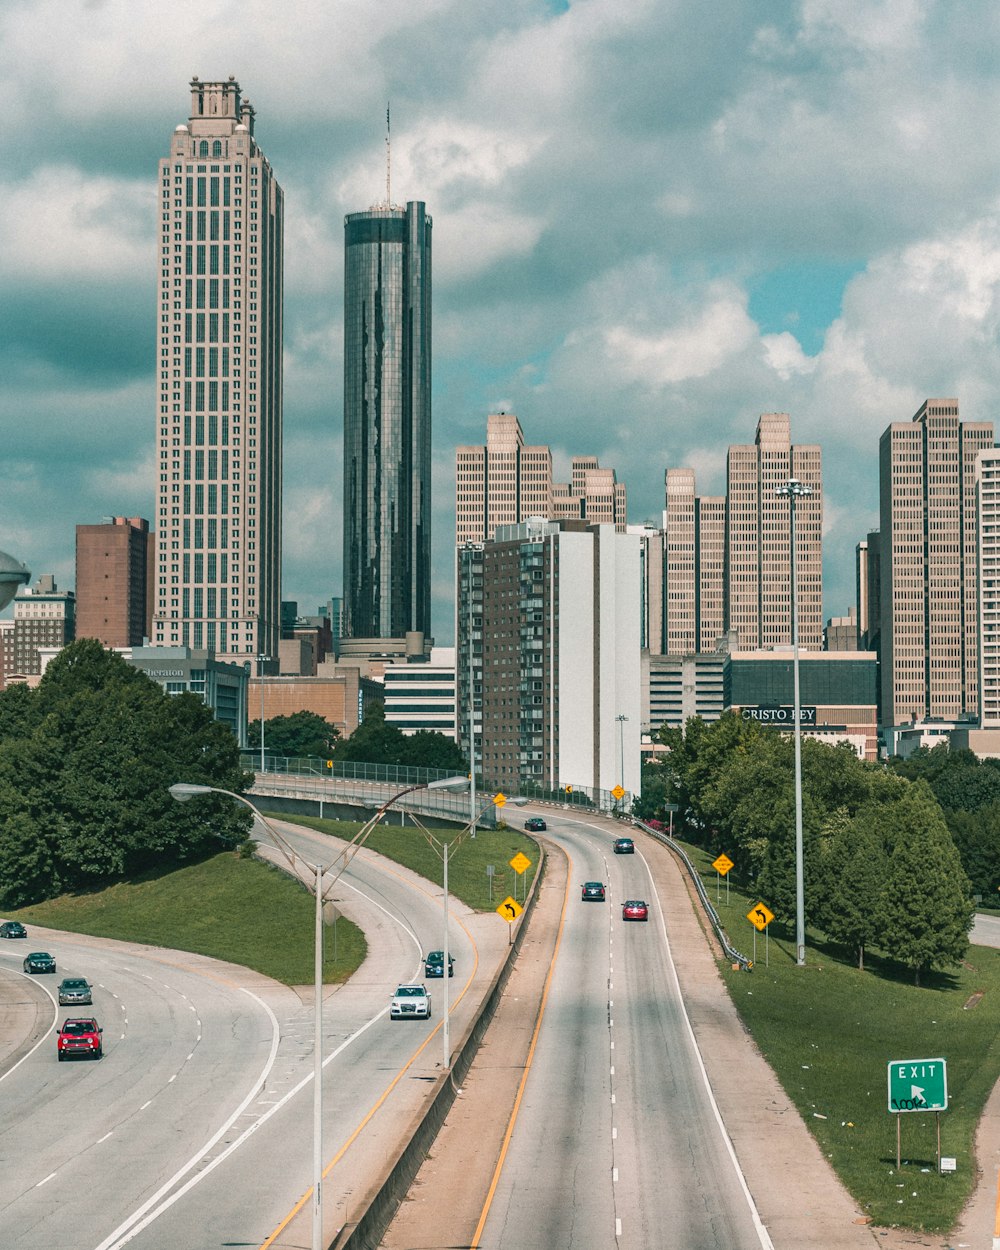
[
  {"x1": 0, "y1": 640, "x2": 251, "y2": 906},
  {"x1": 640, "y1": 714, "x2": 974, "y2": 983}
]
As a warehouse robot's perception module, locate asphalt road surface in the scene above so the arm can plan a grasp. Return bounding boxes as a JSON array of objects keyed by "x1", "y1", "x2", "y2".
[
  {"x1": 0, "y1": 817, "x2": 510, "y2": 1250},
  {"x1": 476, "y1": 814, "x2": 771, "y2": 1249}
]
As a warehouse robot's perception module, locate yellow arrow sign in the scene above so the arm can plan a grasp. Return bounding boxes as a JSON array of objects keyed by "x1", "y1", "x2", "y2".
[
  {"x1": 712, "y1": 853, "x2": 734, "y2": 876},
  {"x1": 747, "y1": 902, "x2": 775, "y2": 932},
  {"x1": 509, "y1": 852, "x2": 531, "y2": 875},
  {"x1": 493, "y1": 792, "x2": 507, "y2": 808},
  {"x1": 497, "y1": 896, "x2": 523, "y2": 923}
]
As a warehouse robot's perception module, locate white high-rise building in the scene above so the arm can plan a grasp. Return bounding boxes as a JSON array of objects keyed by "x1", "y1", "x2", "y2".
[{"x1": 152, "y1": 78, "x2": 284, "y2": 662}]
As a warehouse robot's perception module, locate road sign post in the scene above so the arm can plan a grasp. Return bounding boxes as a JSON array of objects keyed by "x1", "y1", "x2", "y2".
[
  {"x1": 887, "y1": 1057, "x2": 948, "y2": 1171},
  {"x1": 712, "y1": 852, "x2": 734, "y2": 904},
  {"x1": 747, "y1": 902, "x2": 774, "y2": 967}
]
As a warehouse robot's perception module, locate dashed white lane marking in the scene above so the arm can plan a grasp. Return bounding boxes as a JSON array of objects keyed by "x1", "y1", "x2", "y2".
[
  {"x1": 36, "y1": 1173, "x2": 56, "y2": 1188},
  {"x1": 98, "y1": 1132, "x2": 113, "y2": 1144},
  {"x1": 611, "y1": 1094, "x2": 616, "y2": 1104},
  {"x1": 611, "y1": 1040, "x2": 615, "y2": 1050},
  {"x1": 613, "y1": 1167, "x2": 619, "y2": 1183},
  {"x1": 168, "y1": 1074, "x2": 176, "y2": 1083},
  {"x1": 612, "y1": 1127, "x2": 617, "y2": 1140},
  {"x1": 186, "y1": 1052, "x2": 194, "y2": 1061},
  {"x1": 140, "y1": 1100, "x2": 152, "y2": 1111},
  {"x1": 610, "y1": 1066, "x2": 615, "y2": 1075},
  {"x1": 616, "y1": 1218, "x2": 622, "y2": 1236}
]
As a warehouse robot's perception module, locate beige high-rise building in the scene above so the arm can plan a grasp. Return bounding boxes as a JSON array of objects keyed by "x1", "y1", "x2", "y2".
[
  {"x1": 977, "y1": 449, "x2": 1000, "y2": 728},
  {"x1": 455, "y1": 413, "x2": 626, "y2": 544},
  {"x1": 726, "y1": 413, "x2": 822, "y2": 650},
  {"x1": 152, "y1": 79, "x2": 283, "y2": 662},
  {"x1": 660, "y1": 469, "x2": 726, "y2": 655},
  {"x1": 880, "y1": 399, "x2": 993, "y2": 726}
]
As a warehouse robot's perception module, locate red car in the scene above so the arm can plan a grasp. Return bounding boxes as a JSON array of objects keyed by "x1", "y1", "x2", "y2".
[
  {"x1": 622, "y1": 899, "x2": 649, "y2": 922},
  {"x1": 57, "y1": 1017, "x2": 103, "y2": 1061}
]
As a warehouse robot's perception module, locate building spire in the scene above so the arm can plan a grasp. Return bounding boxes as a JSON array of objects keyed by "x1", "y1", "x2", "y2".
[{"x1": 386, "y1": 102, "x2": 392, "y2": 207}]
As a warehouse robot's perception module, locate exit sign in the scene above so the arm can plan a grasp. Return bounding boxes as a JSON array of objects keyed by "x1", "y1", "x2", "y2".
[{"x1": 887, "y1": 1058, "x2": 948, "y2": 1113}]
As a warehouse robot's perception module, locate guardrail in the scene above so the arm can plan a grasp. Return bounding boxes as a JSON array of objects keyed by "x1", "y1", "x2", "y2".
[{"x1": 635, "y1": 821, "x2": 752, "y2": 972}]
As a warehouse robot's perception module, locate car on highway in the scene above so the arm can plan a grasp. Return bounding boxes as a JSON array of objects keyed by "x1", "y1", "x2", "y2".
[
  {"x1": 524, "y1": 817, "x2": 547, "y2": 832},
  {"x1": 390, "y1": 984, "x2": 432, "y2": 1020},
  {"x1": 0, "y1": 921, "x2": 27, "y2": 938},
  {"x1": 23, "y1": 951, "x2": 56, "y2": 974},
  {"x1": 613, "y1": 837, "x2": 635, "y2": 854},
  {"x1": 424, "y1": 950, "x2": 454, "y2": 977},
  {"x1": 57, "y1": 1017, "x2": 103, "y2": 1061},
  {"x1": 581, "y1": 881, "x2": 606, "y2": 901},
  {"x1": 58, "y1": 977, "x2": 93, "y2": 1006},
  {"x1": 622, "y1": 899, "x2": 649, "y2": 922}
]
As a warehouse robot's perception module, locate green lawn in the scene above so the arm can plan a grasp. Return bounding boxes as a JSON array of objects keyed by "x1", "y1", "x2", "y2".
[
  {"x1": 7, "y1": 852, "x2": 366, "y2": 988},
  {"x1": 272, "y1": 813, "x2": 541, "y2": 910},
  {"x1": 681, "y1": 838, "x2": 1000, "y2": 1232}
]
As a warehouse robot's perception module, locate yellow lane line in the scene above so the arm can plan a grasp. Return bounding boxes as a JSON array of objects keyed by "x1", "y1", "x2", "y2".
[{"x1": 470, "y1": 848, "x2": 573, "y2": 1248}]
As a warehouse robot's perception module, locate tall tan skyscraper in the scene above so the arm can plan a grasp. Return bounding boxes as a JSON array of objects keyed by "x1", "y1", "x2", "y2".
[
  {"x1": 880, "y1": 399, "x2": 992, "y2": 726},
  {"x1": 152, "y1": 79, "x2": 283, "y2": 661},
  {"x1": 76, "y1": 517, "x2": 153, "y2": 648},
  {"x1": 726, "y1": 413, "x2": 822, "y2": 650},
  {"x1": 455, "y1": 413, "x2": 626, "y2": 544},
  {"x1": 661, "y1": 469, "x2": 725, "y2": 655}
]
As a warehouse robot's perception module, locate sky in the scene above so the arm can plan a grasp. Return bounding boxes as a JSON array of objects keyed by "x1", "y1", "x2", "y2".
[{"x1": 3, "y1": 0, "x2": 1000, "y2": 643}]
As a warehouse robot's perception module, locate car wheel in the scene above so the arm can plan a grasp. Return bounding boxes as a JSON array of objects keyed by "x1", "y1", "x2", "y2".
[
  {"x1": 94, "y1": 1049, "x2": 103, "y2": 1060},
  {"x1": 58, "y1": 1052, "x2": 65, "y2": 1062}
]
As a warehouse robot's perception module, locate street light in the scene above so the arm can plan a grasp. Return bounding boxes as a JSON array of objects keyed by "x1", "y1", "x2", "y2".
[
  {"x1": 255, "y1": 654, "x2": 270, "y2": 775},
  {"x1": 776, "y1": 477, "x2": 812, "y2": 968},
  {"x1": 405, "y1": 792, "x2": 528, "y2": 1073},
  {"x1": 169, "y1": 773, "x2": 468, "y2": 1250},
  {"x1": 616, "y1": 714, "x2": 628, "y2": 812}
]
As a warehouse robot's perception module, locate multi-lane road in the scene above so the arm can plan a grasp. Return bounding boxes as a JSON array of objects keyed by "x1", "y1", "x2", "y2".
[{"x1": 0, "y1": 818, "x2": 509, "y2": 1249}]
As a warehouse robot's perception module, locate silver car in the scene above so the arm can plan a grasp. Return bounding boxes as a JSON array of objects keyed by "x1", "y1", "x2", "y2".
[{"x1": 58, "y1": 977, "x2": 93, "y2": 1006}]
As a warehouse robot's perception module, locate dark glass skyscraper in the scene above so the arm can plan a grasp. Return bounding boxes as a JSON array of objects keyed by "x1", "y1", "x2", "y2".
[{"x1": 343, "y1": 201, "x2": 432, "y2": 640}]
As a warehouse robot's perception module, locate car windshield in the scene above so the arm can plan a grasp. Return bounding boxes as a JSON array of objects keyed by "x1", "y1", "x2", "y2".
[
  {"x1": 62, "y1": 1022, "x2": 93, "y2": 1034},
  {"x1": 396, "y1": 987, "x2": 425, "y2": 997},
  {"x1": 62, "y1": 980, "x2": 88, "y2": 989},
  {"x1": 30, "y1": 952, "x2": 51, "y2": 959}
]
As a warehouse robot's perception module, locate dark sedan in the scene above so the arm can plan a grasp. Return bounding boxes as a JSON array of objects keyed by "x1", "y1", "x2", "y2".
[
  {"x1": 524, "y1": 817, "x2": 547, "y2": 832},
  {"x1": 24, "y1": 951, "x2": 57, "y2": 974},
  {"x1": 0, "y1": 921, "x2": 27, "y2": 938},
  {"x1": 613, "y1": 837, "x2": 635, "y2": 855},
  {"x1": 581, "y1": 881, "x2": 606, "y2": 902},
  {"x1": 424, "y1": 950, "x2": 455, "y2": 978}
]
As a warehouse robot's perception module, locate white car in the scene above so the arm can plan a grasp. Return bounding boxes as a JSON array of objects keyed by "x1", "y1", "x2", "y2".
[{"x1": 390, "y1": 983, "x2": 432, "y2": 1020}]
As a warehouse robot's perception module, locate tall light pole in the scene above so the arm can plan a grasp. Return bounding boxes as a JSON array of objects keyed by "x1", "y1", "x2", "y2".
[
  {"x1": 466, "y1": 544, "x2": 478, "y2": 838},
  {"x1": 256, "y1": 653, "x2": 270, "y2": 775},
  {"x1": 169, "y1": 774, "x2": 467, "y2": 1250},
  {"x1": 616, "y1": 713, "x2": 628, "y2": 811},
  {"x1": 776, "y1": 477, "x2": 812, "y2": 967}
]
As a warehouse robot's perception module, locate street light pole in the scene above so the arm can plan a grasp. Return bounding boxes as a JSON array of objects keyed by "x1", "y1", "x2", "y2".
[
  {"x1": 616, "y1": 713, "x2": 628, "y2": 811},
  {"x1": 467, "y1": 545, "x2": 477, "y2": 839},
  {"x1": 256, "y1": 653, "x2": 270, "y2": 775},
  {"x1": 169, "y1": 773, "x2": 468, "y2": 1250},
  {"x1": 776, "y1": 477, "x2": 812, "y2": 968}
]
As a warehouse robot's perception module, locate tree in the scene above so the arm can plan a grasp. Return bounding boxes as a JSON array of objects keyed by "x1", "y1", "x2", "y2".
[
  {"x1": 0, "y1": 639, "x2": 252, "y2": 905},
  {"x1": 248, "y1": 710, "x2": 340, "y2": 759},
  {"x1": 332, "y1": 701, "x2": 408, "y2": 764},
  {"x1": 817, "y1": 811, "x2": 889, "y2": 970},
  {"x1": 397, "y1": 731, "x2": 467, "y2": 771},
  {"x1": 877, "y1": 782, "x2": 974, "y2": 985}
]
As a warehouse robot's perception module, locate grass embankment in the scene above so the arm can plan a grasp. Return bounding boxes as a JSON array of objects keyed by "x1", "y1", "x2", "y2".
[
  {"x1": 6, "y1": 816, "x2": 541, "y2": 991},
  {"x1": 677, "y1": 838, "x2": 1000, "y2": 1232},
  {"x1": 278, "y1": 813, "x2": 541, "y2": 911}
]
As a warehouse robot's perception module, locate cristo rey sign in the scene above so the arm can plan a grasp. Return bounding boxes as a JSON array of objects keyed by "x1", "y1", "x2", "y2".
[{"x1": 741, "y1": 705, "x2": 817, "y2": 726}]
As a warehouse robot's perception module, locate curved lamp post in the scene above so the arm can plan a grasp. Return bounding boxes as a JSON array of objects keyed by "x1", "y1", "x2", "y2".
[
  {"x1": 776, "y1": 477, "x2": 812, "y2": 968},
  {"x1": 406, "y1": 793, "x2": 529, "y2": 1073},
  {"x1": 169, "y1": 774, "x2": 468, "y2": 1250}
]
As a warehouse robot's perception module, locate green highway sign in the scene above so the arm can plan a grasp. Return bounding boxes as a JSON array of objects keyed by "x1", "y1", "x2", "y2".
[{"x1": 887, "y1": 1057, "x2": 948, "y2": 1114}]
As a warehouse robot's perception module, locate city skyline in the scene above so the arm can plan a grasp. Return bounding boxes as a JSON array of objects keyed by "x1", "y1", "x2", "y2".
[{"x1": 3, "y1": 2, "x2": 1000, "y2": 642}]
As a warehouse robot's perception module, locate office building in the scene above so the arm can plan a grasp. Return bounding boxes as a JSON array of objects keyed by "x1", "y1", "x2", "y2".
[
  {"x1": 343, "y1": 200, "x2": 432, "y2": 641},
  {"x1": 977, "y1": 450, "x2": 1000, "y2": 732},
  {"x1": 824, "y1": 608, "x2": 858, "y2": 652},
  {"x1": 879, "y1": 399, "x2": 992, "y2": 727},
  {"x1": 458, "y1": 520, "x2": 641, "y2": 801},
  {"x1": 76, "y1": 517, "x2": 153, "y2": 648},
  {"x1": 1, "y1": 576, "x2": 75, "y2": 683},
  {"x1": 726, "y1": 413, "x2": 822, "y2": 651},
  {"x1": 660, "y1": 468, "x2": 725, "y2": 655},
  {"x1": 456, "y1": 412, "x2": 627, "y2": 545},
  {"x1": 384, "y1": 647, "x2": 457, "y2": 738},
  {"x1": 127, "y1": 645, "x2": 248, "y2": 745},
  {"x1": 152, "y1": 78, "x2": 284, "y2": 664}
]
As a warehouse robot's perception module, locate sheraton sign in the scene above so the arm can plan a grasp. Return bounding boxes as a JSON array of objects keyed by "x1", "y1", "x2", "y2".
[{"x1": 741, "y1": 705, "x2": 817, "y2": 726}]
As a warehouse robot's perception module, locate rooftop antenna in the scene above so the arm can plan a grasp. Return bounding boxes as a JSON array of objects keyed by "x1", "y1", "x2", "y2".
[{"x1": 385, "y1": 102, "x2": 392, "y2": 206}]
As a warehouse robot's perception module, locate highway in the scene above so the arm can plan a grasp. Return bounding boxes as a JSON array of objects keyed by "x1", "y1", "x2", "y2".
[
  {"x1": 0, "y1": 817, "x2": 510, "y2": 1250},
  {"x1": 475, "y1": 813, "x2": 771, "y2": 1249}
]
